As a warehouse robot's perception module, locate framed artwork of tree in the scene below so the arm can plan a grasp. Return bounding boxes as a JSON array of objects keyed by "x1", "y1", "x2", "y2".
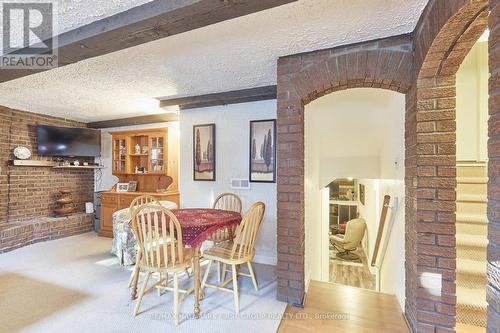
[
  {"x1": 249, "y1": 119, "x2": 276, "y2": 183},
  {"x1": 193, "y1": 123, "x2": 215, "y2": 181}
]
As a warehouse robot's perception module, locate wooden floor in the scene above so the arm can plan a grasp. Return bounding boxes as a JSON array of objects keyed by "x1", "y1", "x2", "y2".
[
  {"x1": 329, "y1": 247, "x2": 375, "y2": 290},
  {"x1": 278, "y1": 281, "x2": 409, "y2": 333}
]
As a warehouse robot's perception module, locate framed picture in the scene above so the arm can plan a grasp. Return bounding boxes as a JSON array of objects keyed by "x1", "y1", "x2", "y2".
[
  {"x1": 249, "y1": 119, "x2": 276, "y2": 183},
  {"x1": 116, "y1": 183, "x2": 129, "y2": 192},
  {"x1": 193, "y1": 124, "x2": 216, "y2": 181},
  {"x1": 128, "y1": 181, "x2": 137, "y2": 192},
  {"x1": 359, "y1": 184, "x2": 365, "y2": 205}
]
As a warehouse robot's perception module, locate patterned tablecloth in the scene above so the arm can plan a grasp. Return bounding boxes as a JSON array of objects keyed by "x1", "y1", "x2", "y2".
[{"x1": 112, "y1": 205, "x2": 242, "y2": 266}]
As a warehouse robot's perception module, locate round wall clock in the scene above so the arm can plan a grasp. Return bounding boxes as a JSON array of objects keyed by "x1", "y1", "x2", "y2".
[{"x1": 13, "y1": 146, "x2": 31, "y2": 160}]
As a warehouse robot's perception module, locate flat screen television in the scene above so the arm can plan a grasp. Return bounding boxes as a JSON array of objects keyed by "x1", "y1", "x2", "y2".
[{"x1": 37, "y1": 125, "x2": 101, "y2": 157}]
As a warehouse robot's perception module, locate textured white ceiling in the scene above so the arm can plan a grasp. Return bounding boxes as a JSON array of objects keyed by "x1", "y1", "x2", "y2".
[
  {"x1": 0, "y1": 0, "x2": 428, "y2": 122},
  {"x1": 57, "y1": 0, "x2": 154, "y2": 33}
]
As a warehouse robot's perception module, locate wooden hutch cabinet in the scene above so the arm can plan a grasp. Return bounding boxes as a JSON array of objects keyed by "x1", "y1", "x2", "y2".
[{"x1": 98, "y1": 128, "x2": 180, "y2": 237}]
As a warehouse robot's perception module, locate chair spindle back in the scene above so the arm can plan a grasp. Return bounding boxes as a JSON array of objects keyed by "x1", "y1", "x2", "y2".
[
  {"x1": 129, "y1": 195, "x2": 160, "y2": 216},
  {"x1": 131, "y1": 205, "x2": 185, "y2": 270},
  {"x1": 212, "y1": 193, "x2": 242, "y2": 213},
  {"x1": 231, "y1": 201, "x2": 265, "y2": 260}
]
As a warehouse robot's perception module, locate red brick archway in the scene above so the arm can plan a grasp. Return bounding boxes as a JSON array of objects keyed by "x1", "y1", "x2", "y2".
[
  {"x1": 276, "y1": 0, "x2": 499, "y2": 331},
  {"x1": 276, "y1": 35, "x2": 414, "y2": 305},
  {"x1": 409, "y1": 1, "x2": 489, "y2": 331}
]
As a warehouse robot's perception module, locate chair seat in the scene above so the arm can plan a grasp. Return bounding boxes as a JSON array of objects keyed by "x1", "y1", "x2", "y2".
[
  {"x1": 330, "y1": 234, "x2": 345, "y2": 243},
  {"x1": 203, "y1": 241, "x2": 253, "y2": 264},
  {"x1": 140, "y1": 246, "x2": 193, "y2": 272}
]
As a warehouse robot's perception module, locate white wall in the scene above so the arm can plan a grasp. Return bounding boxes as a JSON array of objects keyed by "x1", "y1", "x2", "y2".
[
  {"x1": 306, "y1": 88, "x2": 405, "y2": 185},
  {"x1": 95, "y1": 122, "x2": 179, "y2": 192},
  {"x1": 357, "y1": 179, "x2": 405, "y2": 309},
  {"x1": 304, "y1": 88, "x2": 406, "y2": 309},
  {"x1": 179, "y1": 100, "x2": 277, "y2": 265},
  {"x1": 304, "y1": 88, "x2": 405, "y2": 282},
  {"x1": 456, "y1": 41, "x2": 489, "y2": 161}
]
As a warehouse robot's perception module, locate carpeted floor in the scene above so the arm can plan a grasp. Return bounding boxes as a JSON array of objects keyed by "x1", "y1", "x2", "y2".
[{"x1": 0, "y1": 232, "x2": 286, "y2": 333}]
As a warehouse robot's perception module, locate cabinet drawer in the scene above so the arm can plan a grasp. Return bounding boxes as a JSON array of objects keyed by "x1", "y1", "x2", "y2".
[
  {"x1": 119, "y1": 196, "x2": 134, "y2": 208},
  {"x1": 101, "y1": 194, "x2": 118, "y2": 204}
]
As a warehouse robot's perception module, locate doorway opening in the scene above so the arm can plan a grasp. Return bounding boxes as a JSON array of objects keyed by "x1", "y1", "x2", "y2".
[{"x1": 304, "y1": 88, "x2": 406, "y2": 309}]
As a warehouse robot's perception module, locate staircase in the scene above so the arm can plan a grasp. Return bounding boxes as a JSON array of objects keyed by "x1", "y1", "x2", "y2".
[{"x1": 456, "y1": 162, "x2": 488, "y2": 330}]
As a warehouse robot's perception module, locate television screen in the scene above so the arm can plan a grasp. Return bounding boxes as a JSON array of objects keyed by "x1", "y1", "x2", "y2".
[{"x1": 37, "y1": 125, "x2": 101, "y2": 157}]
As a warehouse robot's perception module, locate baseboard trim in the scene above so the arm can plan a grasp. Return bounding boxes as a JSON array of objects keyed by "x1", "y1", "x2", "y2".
[
  {"x1": 402, "y1": 312, "x2": 415, "y2": 333},
  {"x1": 292, "y1": 292, "x2": 306, "y2": 308}
]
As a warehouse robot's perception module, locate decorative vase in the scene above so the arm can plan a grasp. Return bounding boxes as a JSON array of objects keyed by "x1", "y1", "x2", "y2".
[{"x1": 55, "y1": 188, "x2": 74, "y2": 216}]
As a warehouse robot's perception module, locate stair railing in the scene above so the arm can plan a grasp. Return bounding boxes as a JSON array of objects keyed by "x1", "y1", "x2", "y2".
[{"x1": 371, "y1": 195, "x2": 391, "y2": 267}]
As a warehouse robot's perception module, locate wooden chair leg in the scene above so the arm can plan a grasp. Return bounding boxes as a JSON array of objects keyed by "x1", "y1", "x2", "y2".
[
  {"x1": 130, "y1": 250, "x2": 142, "y2": 299},
  {"x1": 201, "y1": 259, "x2": 213, "y2": 289},
  {"x1": 128, "y1": 266, "x2": 137, "y2": 288},
  {"x1": 173, "y1": 273, "x2": 179, "y2": 325},
  {"x1": 130, "y1": 249, "x2": 142, "y2": 286},
  {"x1": 217, "y1": 261, "x2": 222, "y2": 282},
  {"x1": 221, "y1": 263, "x2": 227, "y2": 281},
  {"x1": 133, "y1": 271, "x2": 151, "y2": 317},
  {"x1": 232, "y1": 264, "x2": 239, "y2": 313},
  {"x1": 247, "y1": 262, "x2": 259, "y2": 291},
  {"x1": 157, "y1": 273, "x2": 162, "y2": 296}
]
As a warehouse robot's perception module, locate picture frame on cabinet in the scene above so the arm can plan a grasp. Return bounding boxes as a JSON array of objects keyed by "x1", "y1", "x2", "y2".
[{"x1": 116, "y1": 183, "x2": 129, "y2": 192}]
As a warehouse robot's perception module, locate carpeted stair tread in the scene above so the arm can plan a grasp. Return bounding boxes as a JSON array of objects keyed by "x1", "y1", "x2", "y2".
[
  {"x1": 457, "y1": 177, "x2": 488, "y2": 184},
  {"x1": 456, "y1": 258, "x2": 487, "y2": 276},
  {"x1": 456, "y1": 234, "x2": 488, "y2": 248},
  {"x1": 457, "y1": 286, "x2": 487, "y2": 308},
  {"x1": 456, "y1": 163, "x2": 488, "y2": 329},
  {"x1": 457, "y1": 194, "x2": 488, "y2": 203},
  {"x1": 456, "y1": 213, "x2": 488, "y2": 224}
]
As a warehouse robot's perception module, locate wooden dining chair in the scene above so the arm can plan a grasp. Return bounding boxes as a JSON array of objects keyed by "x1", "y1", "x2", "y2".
[
  {"x1": 131, "y1": 205, "x2": 193, "y2": 325},
  {"x1": 206, "y1": 193, "x2": 243, "y2": 281},
  {"x1": 201, "y1": 201, "x2": 265, "y2": 313},
  {"x1": 127, "y1": 195, "x2": 161, "y2": 289},
  {"x1": 129, "y1": 195, "x2": 161, "y2": 215}
]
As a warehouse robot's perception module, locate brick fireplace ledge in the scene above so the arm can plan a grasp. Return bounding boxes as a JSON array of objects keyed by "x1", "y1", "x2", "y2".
[{"x1": 0, "y1": 213, "x2": 94, "y2": 253}]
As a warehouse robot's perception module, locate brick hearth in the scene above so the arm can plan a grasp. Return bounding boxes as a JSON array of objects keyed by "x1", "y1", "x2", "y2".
[{"x1": 0, "y1": 213, "x2": 94, "y2": 253}]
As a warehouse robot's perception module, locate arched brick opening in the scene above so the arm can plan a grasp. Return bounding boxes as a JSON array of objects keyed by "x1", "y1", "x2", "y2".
[
  {"x1": 276, "y1": 35, "x2": 413, "y2": 305},
  {"x1": 412, "y1": 0, "x2": 492, "y2": 331},
  {"x1": 276, "y1": 1, "x2": 499, "y2": 331}
]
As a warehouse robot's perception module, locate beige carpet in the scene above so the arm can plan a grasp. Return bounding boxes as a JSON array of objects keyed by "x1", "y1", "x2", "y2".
[{"x1": 0, "y1": 232, "x2": 286, "y2": 333}]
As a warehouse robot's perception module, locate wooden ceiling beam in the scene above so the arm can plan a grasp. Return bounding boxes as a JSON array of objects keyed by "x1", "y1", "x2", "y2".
[
  {"x1": 159, "y1": 85, "x2": 277, "y2": 110},
  {"x1": 87, "y1": 113, "x2": 179, "y2": 129},
  {"x1": 0, "y1": 0, "x2": 297, "y2": 83},
  {"x1": 88, "y1": 85, "x2": 277, "y2": 128}
]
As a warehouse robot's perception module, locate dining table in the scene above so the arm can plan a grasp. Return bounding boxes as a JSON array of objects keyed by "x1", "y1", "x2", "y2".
[{"x1": 127, "y1": 208, "x2": 242, "y2": 319}]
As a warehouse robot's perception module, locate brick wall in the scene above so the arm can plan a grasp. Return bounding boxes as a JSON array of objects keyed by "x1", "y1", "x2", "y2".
[
  {"x1": 405, "y1": 85, "x2": 419, "y2": 329},
  {"x1": 487, "y1": 0, "x2": 500, "y2": 330},
  {"x1": 412, "y1": 1, "x2": 489, "y2": 332},
  {"x1": 276, "y1": 35, "x2": 413, "y2": 305},
  {"x1": 0, "y1": 106, "x2": 94, "y2": 224}
]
